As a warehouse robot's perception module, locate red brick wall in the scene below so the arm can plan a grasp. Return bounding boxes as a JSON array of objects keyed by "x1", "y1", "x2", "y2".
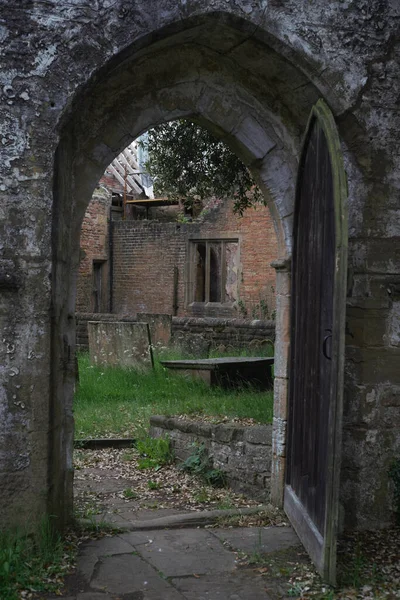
[
  {"x1": 193, "y1": 199, "x2": 277, "y2": 319},
  {"x1": 112, "y1": 221, "x2": 187, "y2": 315},
  {"x1": 111, "y1": 198, "x2": 278, "y2": 318},
  {"x1": 76, "y1": 188, "x2": 111, "y2": 313}
]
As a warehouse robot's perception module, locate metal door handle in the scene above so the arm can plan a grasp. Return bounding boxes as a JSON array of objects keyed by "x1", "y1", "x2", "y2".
[{"x1": 323, "y1": 329, "x2": 332, "y2": 360}]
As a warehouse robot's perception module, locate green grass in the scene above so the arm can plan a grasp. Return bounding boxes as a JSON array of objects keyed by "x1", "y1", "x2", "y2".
[
  {"x1": 74, "y1": 352, "x2": 273, "y2": 439},
  {"x1": 0, "y1": 519, "x2": 73, "y2": 600}
]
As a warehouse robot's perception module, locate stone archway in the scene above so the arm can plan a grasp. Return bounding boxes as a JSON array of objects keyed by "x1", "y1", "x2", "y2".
[
  {"x1": 52, "y1": 18, "x2": 328, "y2": 526},
  {"x1": 1, "y1": 3, "x2": 399, "y2": 539}
]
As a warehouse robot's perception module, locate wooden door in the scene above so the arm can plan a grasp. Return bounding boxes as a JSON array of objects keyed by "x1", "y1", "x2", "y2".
[{"x1": 284, "y1": 100, "x2": 348, "y2": 584}]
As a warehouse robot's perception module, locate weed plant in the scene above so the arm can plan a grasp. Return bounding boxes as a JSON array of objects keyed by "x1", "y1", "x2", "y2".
[
  {"x1": 74, "y1": 352, "x2": 273, "y2": 439},
  {"x1": 136, "y1": 436, "x2": 173, "y2": 470},
  {"x1": 0, "y1": 519, "x2": 71, "y2": 600},
  {"x1": 180, "y1": 443, "x2": 227, "y2": 487}
]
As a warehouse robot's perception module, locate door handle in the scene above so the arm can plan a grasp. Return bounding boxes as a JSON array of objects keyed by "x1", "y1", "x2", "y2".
[{"x1": 323, "y1": 329, "x2": 332, "y2": 360}]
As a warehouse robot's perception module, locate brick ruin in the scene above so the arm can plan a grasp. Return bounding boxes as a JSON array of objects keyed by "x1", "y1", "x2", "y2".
[
  {"x1": 76, "y1": 179, "x2": 278, "y2": 320},
  {"x1": 0, "y1": 1, "x2": 399, "y2": 538}
]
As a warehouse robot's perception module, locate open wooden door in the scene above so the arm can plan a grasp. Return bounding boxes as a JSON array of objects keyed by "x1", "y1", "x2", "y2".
[{"x1": 284, "y1": 99, "x2": 348, "y2": 584}]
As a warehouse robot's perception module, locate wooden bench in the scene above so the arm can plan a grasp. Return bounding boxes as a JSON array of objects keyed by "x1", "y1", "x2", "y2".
[{"x1": 160, "y1": 357, "x2": 274, "y2": 390}]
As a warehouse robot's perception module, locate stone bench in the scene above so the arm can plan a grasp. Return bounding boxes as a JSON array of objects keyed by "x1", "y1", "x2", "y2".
[{"x1": 160, "y1": 357, "x2": 274, "y2": 390}]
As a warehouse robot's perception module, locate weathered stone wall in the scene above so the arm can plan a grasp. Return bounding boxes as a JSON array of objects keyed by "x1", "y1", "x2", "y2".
[
  {"x1": 76, "y1": 312, "x2": 275, "y2": 354},
  {"x1": 0, "y1": 0, "x2": 399, "y2": 531},
  {"x1": 149, "y1": 416, "x2": 272, "y2": 500},
  {"x1": 171, "y1": 317, "x2": 275, "y2": 355}
]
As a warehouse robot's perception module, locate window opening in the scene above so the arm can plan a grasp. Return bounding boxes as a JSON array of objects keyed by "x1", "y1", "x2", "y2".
[{"x1": 190, "y1": 239, "x2": 238, "y2": 304}]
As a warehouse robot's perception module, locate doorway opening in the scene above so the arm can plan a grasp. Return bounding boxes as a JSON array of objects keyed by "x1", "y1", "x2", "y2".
[
  {"x1": 73, "y1": 119, "x2": 280, "y2": 525},
  {"x1": 52, "y1": 11, "x2": 348, "y2": 582}
]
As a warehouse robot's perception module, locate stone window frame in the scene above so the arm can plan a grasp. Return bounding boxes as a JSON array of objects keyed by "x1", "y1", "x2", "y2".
[{"x1": 185, "y1": 233, "x2": 241, "y2": 308}]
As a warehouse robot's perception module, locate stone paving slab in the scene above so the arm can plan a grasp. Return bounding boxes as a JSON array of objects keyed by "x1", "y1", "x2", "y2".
[
  {"x1": 91, "y1": 553, "x2": 185, "y2": 598},
  {"x1": 76, "y1": 552, "x2": 99, "y2": 582},
  {"x1": 81, "y1": 535, "x2": 135, "y2": 556},
  {"x1": 77, "y1": 594, "x2": 113, "y2": 600},
  {"x1": 119, "y1": 530, "x2": 164, "y2": 547},
  {"x1": 172, "y1": 571, "x2": 273, "y2": 599},
  {"x1": 46, "y1": 525, "x2": 301, "y2": 599},
  {"x1": 133, "y1": 528, "x2": 236, "y2": 577},
  {"x1": 212, "y1": 526, "x2": 300, "y2": 555}
]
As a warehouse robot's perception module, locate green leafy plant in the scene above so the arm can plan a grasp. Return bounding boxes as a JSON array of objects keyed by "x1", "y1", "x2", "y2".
[
  {"x1": 193, "y1": 487, "x2": 211, "y2": 503},
  {"x1": 287, "y1": 582, "x2": 306, "y2": 597},
  {"x1": 180, "y1": 443, "x2": 226, "y2": 487},
  {"x1": 147, "y1": 480, "x2": 162, "y2": 490},
  {"x1": 0, "y1": 518, "x2": 72, "y2": 600},
  {"x1": 136, "y1": 436, "x2": 173, "y2": 470},
  {"x1": 339, "y1": 542, "x2": 366, "y2": 588},
  {"x1": 123, "y1": 487, "x2": 139, "y2": 499},
  {"x1": 389, "y1": 458, "x2": 400, "y2": 524}
]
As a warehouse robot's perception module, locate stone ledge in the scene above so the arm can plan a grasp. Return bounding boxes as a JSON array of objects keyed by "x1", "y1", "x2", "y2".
[
  {"x1": 172, "y1": 316, "x2": 275, "y2": 329},
  {"x1": 149, "y1": 415, "x2": 273, "y2": 500}
]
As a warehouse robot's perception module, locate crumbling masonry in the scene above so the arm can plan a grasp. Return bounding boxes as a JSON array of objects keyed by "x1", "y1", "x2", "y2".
[{"x1": 0, "y1": 1, "x2": 399, "y2": 532}]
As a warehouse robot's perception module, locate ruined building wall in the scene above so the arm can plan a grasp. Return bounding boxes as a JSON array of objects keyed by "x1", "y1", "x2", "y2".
[
  {"x1": 110, "y1": 198, "x2": 277, "y2": 318},
  {"x1": 76, "y1": 187, "x2": 111, "y2": 313}
]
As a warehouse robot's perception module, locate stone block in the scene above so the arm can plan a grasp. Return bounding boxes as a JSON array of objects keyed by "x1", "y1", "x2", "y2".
[
  {"x1": 270, "y1": 455, "x2": 286, "y2": 507},
  {"x1": 135, "y1": 529, "x2": 236, "y2": 577},
  {"x1": 88, "y1": 321, "x2": 153, "y2": 369},
  {"x1": 275, "y1": 293, "x2": 290, "y2": 344},
  {"x1": 388, "y1": 300, "x2": 400, "y2": 346},
  {"x1": 346, "y1": 346, "x2": 400, "y2": 386},
  {"x1": 188, "y1": 421, "x2": 212, "y2": 438},
  {"x1": 380, "y1": 385, "x2": 400, "y2": 407},
  {"x1": 225, "y1": 455, "x2": 248, "y2": 472},
  {"x1": 244, "y1": 425, "x2": 272, "y2": 445},
  {"x1": 250, "y1": 457, "x2": 272, "y2": 473},
  {"x1": 245, "y1": 444, "x2": 272, "y2": 463},
  {"x1": 174, "y1": 334, "x2": 211, "y2": 358},
  {"x1": 346, "y1": 306, "x2": 389, "y2": 347},
  {"x1": 275, "y1": 269, "x2": 291, "y2": 297},
  {"x1": 91, "y1": 553, "x2": 183, "y2": 597},
  {"x1": 212, "y1": 425, "x2": 244, "y2": 443},
  {"x1": 210, "y1": 443, "x2": 232, "y2": 462},
  {"x1": 137, "y1": 312, "x2": 172, "y2": 348},
  {"x1": 273, "y1": 376, "x2": 289, "y2": 420},
  {"x1": 272, "y1": 417, "x2": 287, "y2": 457},
  {"x1": 273, "y1": 339, "x2": 289, "y2": 378}
]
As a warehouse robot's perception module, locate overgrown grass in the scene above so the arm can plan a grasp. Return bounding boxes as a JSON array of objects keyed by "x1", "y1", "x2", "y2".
[
  {"x1": 74, "y1": 352, "x2": 273, "y2": 438},
  {"x1": 0, "y1": 519, "x2": 74, "y2": 600}
]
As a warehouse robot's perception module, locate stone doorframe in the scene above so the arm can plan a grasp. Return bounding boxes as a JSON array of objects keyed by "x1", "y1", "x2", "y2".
[
  {"x1": 52, "y1": 30, "x2": 316, "y2": 524},
  {"x1": 270, "y1": 258, "x2": 291, "y2": 506}
]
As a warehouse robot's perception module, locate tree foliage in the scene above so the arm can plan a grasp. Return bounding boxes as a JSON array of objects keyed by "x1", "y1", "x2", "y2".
[{"x1": 142, "y1": 120, "x2": 263, "y2": 214}]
